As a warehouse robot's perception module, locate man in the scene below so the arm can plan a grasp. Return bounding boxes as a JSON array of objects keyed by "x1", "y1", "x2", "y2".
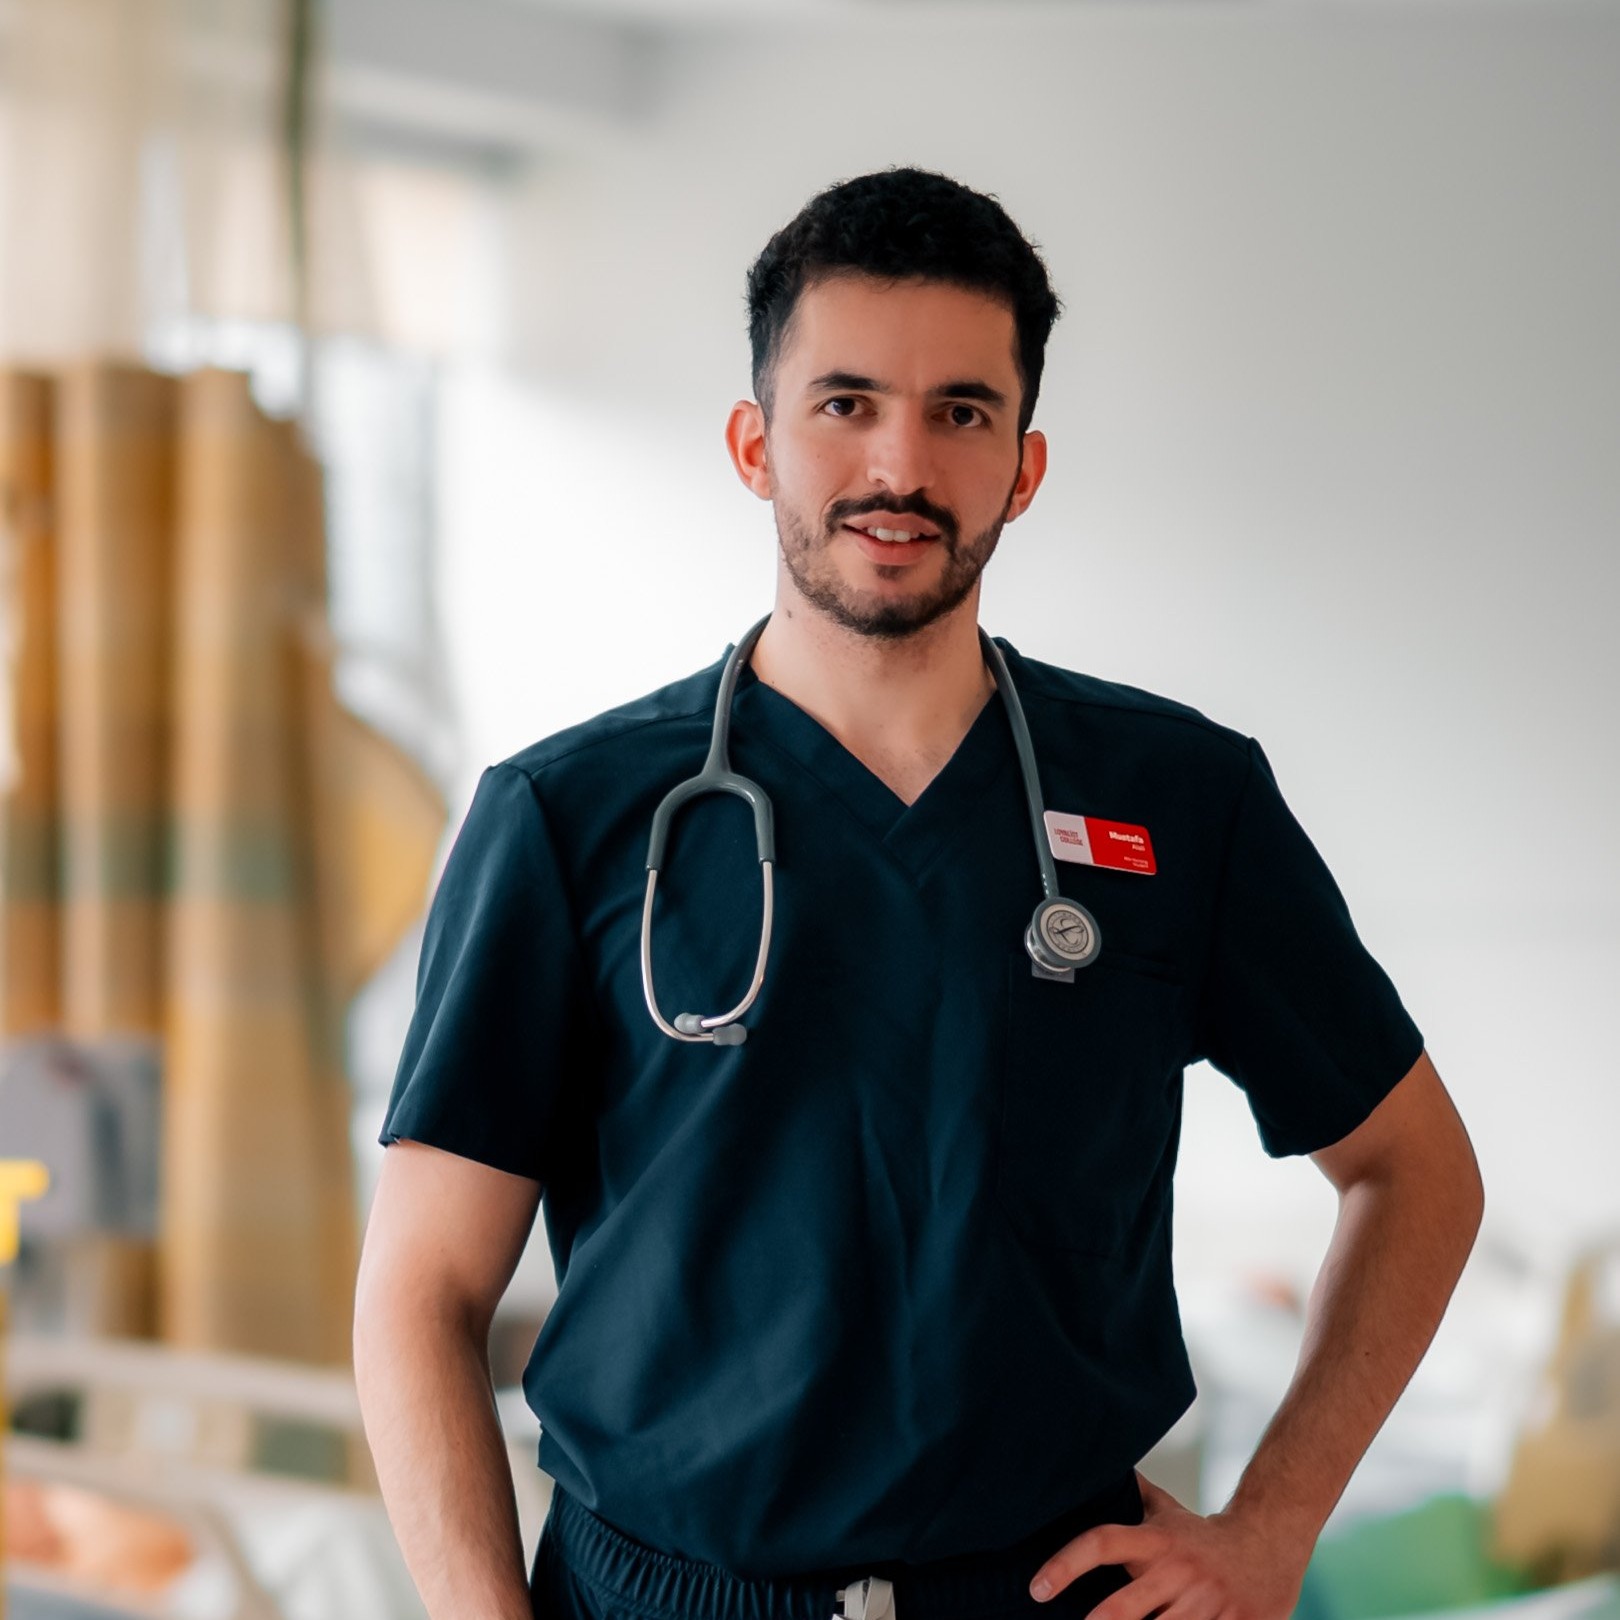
[{"x1": 353, "y1": 169, "x2": 1483, "y2": 1620}]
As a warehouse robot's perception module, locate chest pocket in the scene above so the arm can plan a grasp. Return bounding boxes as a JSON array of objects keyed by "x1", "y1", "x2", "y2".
[{"x1": 996, "y1": 950, "x2": 1185, "y2": 1259}]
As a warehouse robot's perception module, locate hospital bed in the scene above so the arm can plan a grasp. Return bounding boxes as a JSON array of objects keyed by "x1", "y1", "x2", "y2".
[{"x1": 4, "y1": 1333, "x2": 551, "y2": 1620}]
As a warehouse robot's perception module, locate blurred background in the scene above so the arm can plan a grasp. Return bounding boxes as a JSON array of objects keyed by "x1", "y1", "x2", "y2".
[{"x1": 1, "y1": 0, "x2": 1617, "y2": 1617}]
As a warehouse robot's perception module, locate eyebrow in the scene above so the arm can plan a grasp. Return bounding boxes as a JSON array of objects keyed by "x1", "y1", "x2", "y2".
[{"x1": 805, "y1": 370, "x2": 1009, "y2": 410}]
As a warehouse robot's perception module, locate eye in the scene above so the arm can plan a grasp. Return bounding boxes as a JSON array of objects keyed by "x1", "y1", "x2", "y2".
[
  {"x1": 945, "y1": 402, "x2": 987, "y2": 428},
  {"x1": 820, "y1": 396, "x2": 862, "y2": 418}
]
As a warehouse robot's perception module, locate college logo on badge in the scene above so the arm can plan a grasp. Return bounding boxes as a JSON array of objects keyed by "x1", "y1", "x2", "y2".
[{"x1": 1043, "y1": 811, "x2": 1157, "y2": 875}]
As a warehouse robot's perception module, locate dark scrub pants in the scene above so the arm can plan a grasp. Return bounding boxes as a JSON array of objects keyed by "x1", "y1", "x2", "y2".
[
  {"x1": 530, "y1": 1474, "x2": 1145, "y2": 1620},
  {"x1": 380, "y1": 635, "x2": 1422, "y2": 1584}
]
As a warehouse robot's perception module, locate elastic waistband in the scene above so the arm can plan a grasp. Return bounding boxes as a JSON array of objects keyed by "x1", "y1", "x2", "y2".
[{"x1": 543, "y1": 1474, "x2": 1143, "y2": 1620}]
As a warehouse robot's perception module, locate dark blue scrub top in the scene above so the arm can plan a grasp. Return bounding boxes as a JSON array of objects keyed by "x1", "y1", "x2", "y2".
[{"x1": 378, "y1": 639, "x2": 1424, "y2": 1578}]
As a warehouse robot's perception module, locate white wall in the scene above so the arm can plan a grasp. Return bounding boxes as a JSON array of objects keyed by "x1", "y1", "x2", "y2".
[{"x1": 426, "y1": 5, "x2": 1619, "y2": 1305}]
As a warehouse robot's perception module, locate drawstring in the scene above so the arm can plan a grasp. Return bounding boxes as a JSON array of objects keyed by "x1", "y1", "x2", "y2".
[{"x1": 836, "y1": 1575, "x2": 896, "y2": 1620}]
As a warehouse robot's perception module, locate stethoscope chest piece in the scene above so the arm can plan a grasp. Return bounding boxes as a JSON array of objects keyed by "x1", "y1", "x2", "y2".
[{"x1": 1026, "y1": 894, "x2": 1102, "y2": 982}]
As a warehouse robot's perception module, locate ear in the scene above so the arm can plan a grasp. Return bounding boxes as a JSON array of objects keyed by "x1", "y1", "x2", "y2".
[
  {"x1": 725, "y1": 400, "x2": 772, "y2": 499},
  {"x1": 1004, "y1": 429, "x2": 1048, "y2": 521}
]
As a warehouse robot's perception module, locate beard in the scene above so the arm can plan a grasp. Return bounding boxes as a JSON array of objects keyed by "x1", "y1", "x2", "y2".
[{"x1": 773, "y1": 487, "x2": 1011, "y2": 642}]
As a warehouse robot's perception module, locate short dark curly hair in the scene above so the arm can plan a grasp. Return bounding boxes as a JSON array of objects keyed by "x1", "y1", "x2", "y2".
[{"x1": 745, "y1": 167, "x2": 1061, "y2": 437}]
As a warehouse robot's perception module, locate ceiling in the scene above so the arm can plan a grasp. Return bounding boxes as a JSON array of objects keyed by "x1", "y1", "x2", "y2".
[{"x1": 322, "y1": 0, "x2": 1598, "y2": 167}]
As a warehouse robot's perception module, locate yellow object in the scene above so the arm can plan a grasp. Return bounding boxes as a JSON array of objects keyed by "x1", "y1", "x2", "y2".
[{"x1": 0, "y1": 1159, "x2": 48, "y2": 1266}]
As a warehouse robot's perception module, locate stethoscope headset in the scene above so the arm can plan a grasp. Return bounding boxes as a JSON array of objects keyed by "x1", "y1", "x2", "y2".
[{"x1": 640, "y1": 614, "x2": 1101, "y2": 1046}]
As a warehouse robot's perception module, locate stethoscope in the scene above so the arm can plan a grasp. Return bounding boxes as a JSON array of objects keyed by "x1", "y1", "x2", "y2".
[{"x1": 640, "y1": 615, "x2": 1102, "y2": 1046}]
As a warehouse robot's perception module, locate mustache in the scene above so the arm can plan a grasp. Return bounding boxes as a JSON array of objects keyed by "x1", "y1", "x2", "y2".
[{"x1": 826, "y1": 493, "x2": 958, "y2": 545}]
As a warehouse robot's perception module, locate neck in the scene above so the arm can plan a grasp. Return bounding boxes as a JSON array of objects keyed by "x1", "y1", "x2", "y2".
[{"x1": 749, "y1": 582, "x2": 995, "y2": 770}]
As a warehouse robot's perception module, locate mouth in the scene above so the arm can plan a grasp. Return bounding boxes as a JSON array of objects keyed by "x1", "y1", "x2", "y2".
[
  {"x1": 842, "y1": 517, "x2": 942, "y2": 544},
  {"x1": 841, "y1": 521, "x2": 941, "y2": 567}
]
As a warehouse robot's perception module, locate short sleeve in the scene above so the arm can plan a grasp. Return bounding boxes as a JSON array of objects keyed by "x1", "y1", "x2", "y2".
[
  {"x1": 1196, "y1": 737, "x2": 1424, "y2": 1157},
  {"x1": 378, "y1": 761, "x2": 591, "y2": 1182}
]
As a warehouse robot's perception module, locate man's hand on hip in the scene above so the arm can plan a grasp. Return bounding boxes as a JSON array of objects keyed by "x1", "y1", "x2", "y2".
[{"x1": 1027, "y1": 1473, "x2": 1311, "y2": 1620}]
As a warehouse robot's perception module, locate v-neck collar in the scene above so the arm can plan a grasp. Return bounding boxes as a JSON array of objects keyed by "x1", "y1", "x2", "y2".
[{"x1": 732, "y1": 652, "x2": 1016, "y2": 882}]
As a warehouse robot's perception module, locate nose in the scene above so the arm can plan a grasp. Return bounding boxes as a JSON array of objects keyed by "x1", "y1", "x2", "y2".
[{"x1": 865, "y1": 408, "x2": 938, "y2": 498}]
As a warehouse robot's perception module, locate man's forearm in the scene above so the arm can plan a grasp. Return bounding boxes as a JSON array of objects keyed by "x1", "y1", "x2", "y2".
[
  {"x1": 355, "y1": 1300, "x2": 534, "y2": 1620},
  {"x1": 1222, "y1": 1166, "x2": 1483, "y2": 1559}
]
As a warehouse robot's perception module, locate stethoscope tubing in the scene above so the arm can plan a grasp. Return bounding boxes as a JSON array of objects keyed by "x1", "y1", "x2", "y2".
[
  {"x1": 642, "y1": 616, "x2": 776, "y2": 1044},
  {"x1": 640, "y1": 863, "x2": 774, "y2": 1042},
  {"x1": 640, "y1": 613, "x2": 1098, "y2": 1045},
  {"x1": 977, "y1": 628, "x2": 1063, "y2": 907}
]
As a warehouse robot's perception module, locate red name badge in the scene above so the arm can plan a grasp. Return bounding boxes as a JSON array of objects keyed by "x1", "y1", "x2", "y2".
[{"x1": 1042, "y1": 810, "x2": 1157, "y2": 875}]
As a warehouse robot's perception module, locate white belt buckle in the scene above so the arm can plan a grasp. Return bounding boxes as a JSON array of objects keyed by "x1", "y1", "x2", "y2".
[{"x1": 835, "y1": 1575, "x2": 895, "y2": 1620}]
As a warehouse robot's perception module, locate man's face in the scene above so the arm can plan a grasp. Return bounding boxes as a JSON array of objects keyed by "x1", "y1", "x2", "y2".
[{"x1": 727, "y1": 273, "x2": 1046, "y2": 640}]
